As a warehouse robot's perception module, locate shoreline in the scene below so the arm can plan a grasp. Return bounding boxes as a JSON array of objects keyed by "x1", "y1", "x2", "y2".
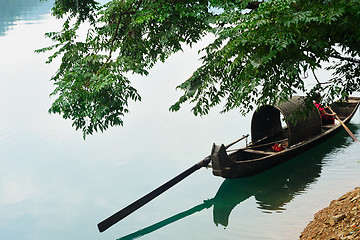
[{"x1": 299, "y1": 187, "x2": 360, "y2": 239}]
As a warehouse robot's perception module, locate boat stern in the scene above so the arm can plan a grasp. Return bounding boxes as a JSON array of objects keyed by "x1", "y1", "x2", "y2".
[{"x1": 211, "y1": 144, "x2": 234, "y2": 177}]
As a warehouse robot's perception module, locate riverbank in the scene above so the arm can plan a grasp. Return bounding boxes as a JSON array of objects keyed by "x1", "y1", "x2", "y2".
[{"x1": 299, "y1": 187, "x2": 360, "y2": 240}]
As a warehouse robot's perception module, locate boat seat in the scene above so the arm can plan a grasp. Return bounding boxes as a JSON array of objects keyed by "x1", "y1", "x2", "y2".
[
  {"x1": 322, "y1": 124, "x2": 334, "y2": 130},
  {"x1": 242, "y1": 149, "x2": 277, "y2": 155}
]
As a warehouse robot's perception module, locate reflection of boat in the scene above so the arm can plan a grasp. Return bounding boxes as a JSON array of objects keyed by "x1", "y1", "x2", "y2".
[
  {"x1": 211, "y1": 96, "x2": 360, "y2": 178},
  {"x1": 117, "y1": 128, "x2": 357, "y2": 238}
]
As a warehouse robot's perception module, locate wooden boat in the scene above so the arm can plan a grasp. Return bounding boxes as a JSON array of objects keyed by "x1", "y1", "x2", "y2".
[
  {"x1": 211, "y1": 96, "x2": 360, "y2": 178},
  {"x1": 97, "y1": 96, "x2": 360, "y2": 233}
]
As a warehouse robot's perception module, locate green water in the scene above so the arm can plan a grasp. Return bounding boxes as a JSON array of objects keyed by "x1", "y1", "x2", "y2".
[{"x1": 0, "y1": 1, "x2": 360, "y2": 240}]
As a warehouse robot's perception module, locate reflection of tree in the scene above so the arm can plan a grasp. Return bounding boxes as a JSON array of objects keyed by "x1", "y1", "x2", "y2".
[
  {"x1": 0, "y1": 0, "x2": 53, "y2": 36},
  {"x1": 116, "y1": 126, "x2": 357, "y2": 239}
]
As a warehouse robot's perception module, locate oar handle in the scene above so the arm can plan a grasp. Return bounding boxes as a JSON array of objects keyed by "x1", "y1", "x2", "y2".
[{"x1": 327, "y1": 106, "x2": 359, "y2": 142}]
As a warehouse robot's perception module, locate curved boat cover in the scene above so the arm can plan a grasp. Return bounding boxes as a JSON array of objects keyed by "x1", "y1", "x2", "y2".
[{"x1": 251, "y1": 96, "x2": 322, "y2": 147}]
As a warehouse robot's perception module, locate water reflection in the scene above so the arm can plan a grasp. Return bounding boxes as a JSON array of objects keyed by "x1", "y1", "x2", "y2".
[
  {"x1": 117, "y1": 127, "x2": 357, "y2": 239},
  {"x1": 0, "y1": 0, "x2": 54, "y2": 36},
  {"x1": 213, "y1": 126, "x2": 358, "y2": 227},
  {"x1": 118, "y1": 200, "x2": 214, "y2": 240}
]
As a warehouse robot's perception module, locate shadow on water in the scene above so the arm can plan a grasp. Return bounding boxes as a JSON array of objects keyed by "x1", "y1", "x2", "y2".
[
  {"x1": 0, "y1": 0, "x2": 54, "y2": 36},
  {"x1": 213, "y1": 123, "x2": 359, "y2": 226},
  {"x1": 117, "y1": 124, "x2": 359, "y2": 240}
]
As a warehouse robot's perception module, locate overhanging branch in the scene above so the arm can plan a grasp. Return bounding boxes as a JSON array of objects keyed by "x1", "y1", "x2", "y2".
[
  {"x1": 106, "y1": 0, "x2": 143, "y2": 62},
  {"x1": 246, "y1": 1, "x2": 261, "y2": 9},
  {"x1": 329, "y1": 54, "x2": 360, "y2": 64}
]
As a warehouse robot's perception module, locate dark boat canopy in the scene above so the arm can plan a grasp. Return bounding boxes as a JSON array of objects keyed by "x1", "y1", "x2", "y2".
[{"x1": 251, "y1": 96, "x2": 322, "y2": 147}]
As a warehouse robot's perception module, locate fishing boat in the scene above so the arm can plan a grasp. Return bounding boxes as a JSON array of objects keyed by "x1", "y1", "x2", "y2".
[
  {"x1": 97, "y1": 95, "x2": 360, "y2": 233},
  {"x1": 211, "y1": 96, "x2": 360, "y2": 178}
]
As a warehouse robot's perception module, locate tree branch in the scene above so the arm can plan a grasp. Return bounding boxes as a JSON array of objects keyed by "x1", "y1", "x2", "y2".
[
  {"x1": 106, "y1": 0, "x2": 143, "y2": 62},
  {"x1": 246, "y1": 1, "x2": 261, "y2": 9},
  {"x1": 312, "y1": 68, "x2": 321, "y2": 84},
  {"x1": 329, "y1": 54, "x2": 360, "y2": 64}
]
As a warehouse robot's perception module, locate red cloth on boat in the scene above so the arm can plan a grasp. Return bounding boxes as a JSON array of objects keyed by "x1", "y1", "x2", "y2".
[{"x1": 272, "y1": 143, "x2": 285, "y2": 152}]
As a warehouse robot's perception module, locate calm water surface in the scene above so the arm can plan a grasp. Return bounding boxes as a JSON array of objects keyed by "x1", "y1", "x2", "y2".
[{"x1": 1, "y1": 1, "x2": 360, "y2": 240}]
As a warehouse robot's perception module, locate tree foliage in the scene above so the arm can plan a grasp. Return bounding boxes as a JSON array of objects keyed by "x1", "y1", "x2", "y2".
[{"x1": 38, "y1": 0, "x2": 360, "y2": 137}]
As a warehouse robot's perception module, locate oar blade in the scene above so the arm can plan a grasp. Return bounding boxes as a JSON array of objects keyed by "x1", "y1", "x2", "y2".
[{"x1": 328, "y1": 106, "x2": 359, "y2": 142}]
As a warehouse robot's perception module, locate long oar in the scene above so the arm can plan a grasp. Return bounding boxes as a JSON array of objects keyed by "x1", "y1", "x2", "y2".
[
  {"x1": 97, "y1": 134, "x2": 249, "y2": 233},
  {"x1": 327, "y1": 106, "x2": 359, "y2": 142}
]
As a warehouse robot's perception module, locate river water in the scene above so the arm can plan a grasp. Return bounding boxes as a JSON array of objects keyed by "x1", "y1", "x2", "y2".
[{"x1": 0, "y1": 1, "x2": 359, "y2": 240}]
